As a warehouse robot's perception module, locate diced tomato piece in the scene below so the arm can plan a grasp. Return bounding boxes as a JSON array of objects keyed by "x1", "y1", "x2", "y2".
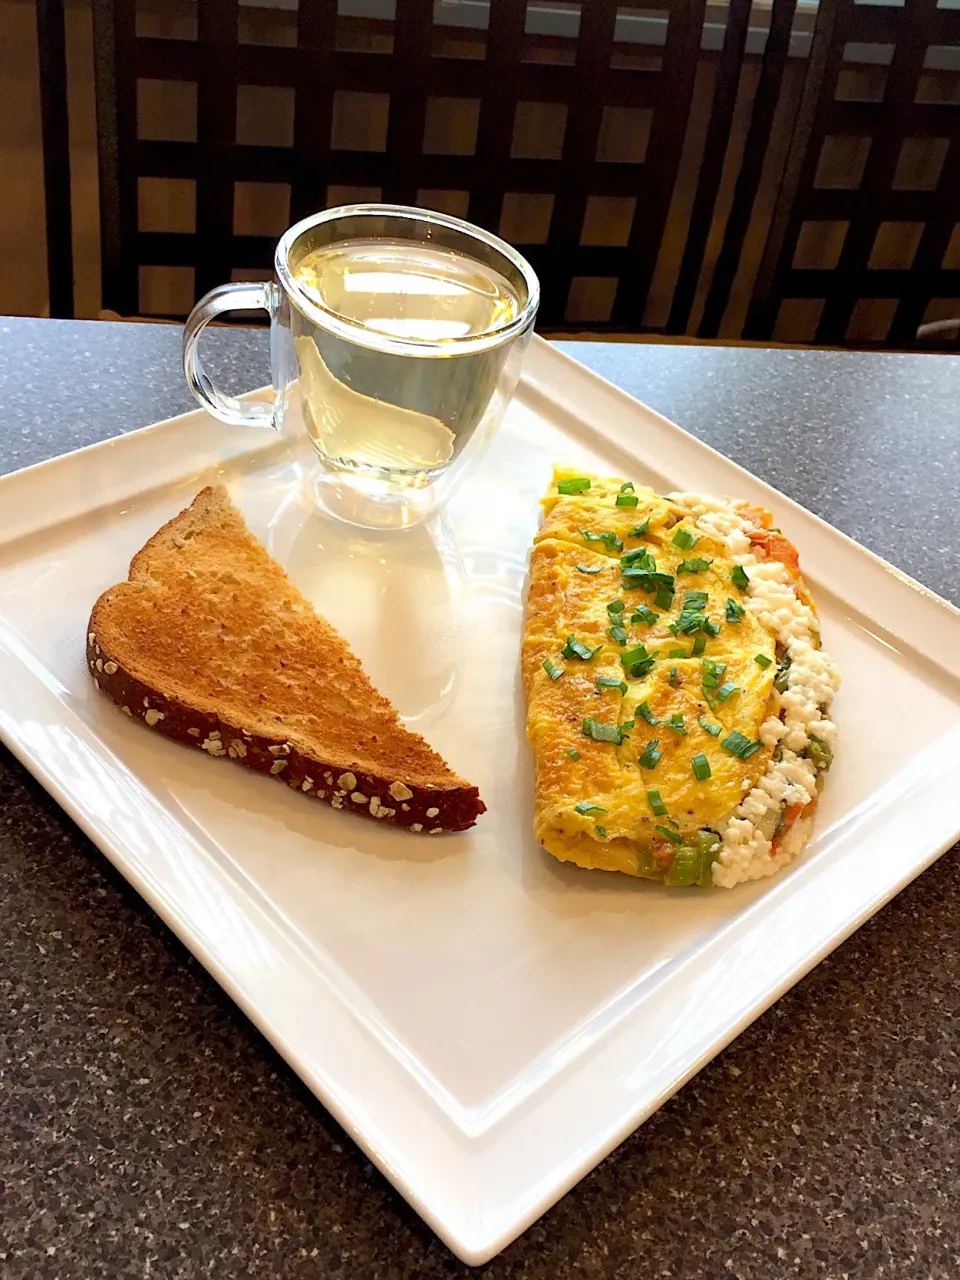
[
  {"x1": 748, "y1": 528, "x2": 802, "y2": 578},
  {"x1": 771, "y1": 802, "x2": 811, "y2": 853},
  {"x1": 652, "y1": 840, "x2": 676, "y2": 867},
  {"x1": 741, "y1": 504, "x2": 773, "y2": 531}
]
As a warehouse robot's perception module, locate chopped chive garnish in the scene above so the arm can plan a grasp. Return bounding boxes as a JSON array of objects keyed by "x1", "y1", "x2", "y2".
[
  {"x1": 621, "y1": 547, "x2": 657, "y2": 570},
  {"x1": 671, "y1": 527, "x2": 699, "y2": 551},
  {"x1": 703, "y1": 618, "x2": 721, "y2": 638},
  {"x1": 715, "y1": 682, "x2": 740, "y2": 702},
  {"x1": 725, "y1": 597, "x2": 745, "y2": 623},
  {"x1": 621, "y1": 644, "x2": 657, "y2": 677},
  {"x1": 638, "y1": 739, "x2": 662, "y2": 769},
  {"x1": 596, "y1": 675, "x2": 628, "y2": 693},
  {"x1": 677, "y1": 557, "x2": 714, "y2": 575},
  {"x1": 774, "y1": 659, "x2": 791, "y2": 692},
  {"x1": 732, "y1": 564, "x2": 750, "y2": 590},
  {"x1": 755, "y1": 653, "x2": 773, "y2": 669},
  {"x1": 637, "y1": 701, "x2": 659, "y2": 725},
  {"x1": 620, "y1": 718, "x2": 635, "y2": 732},
  {"x1": 664, "y1": 713, "x2": 687, "y2": 736},
  {"x1": 621, "y1": 546, "x2": 656, "y2": 569},
  {"x1": 646, "y1": 787, "x2": 668, "y2": 816},
  {"x1": 631, "y1": 603, "x2": 659, "y2": 627},
  {"x1": 609, "y1": 625, "x2": 629, "y2": 645},
  {"x1": 607, "y1": 599, "x2": 625, "y2": 618},
  {"x1": 558, "y1": 477, "x2": 591, "y2": 494},
  {"x1": 691, "y1": 753, "x2": 712, "y2": 781},
  {"x1": 669, "y1": 666, "x2": 680, "y2": 687},
  {"x1": 566, "y1": 747, "x2": 581, "y2": 761},
  {"x1": 562, "y1": 635, "x2": 603, "y2": 661},
  {"x1": 701, "y1": 658, "x2": 727, "y2": 690},
  {"x1": 655, "y1": 824, "x2": 683, "y2": 846},
  {"x1": 654, "y1": 586, "x2": 675, "y2": 611},
  {"x1": 628, "y1": 517, "x2": 651, "y2": 537},
  {"x1": 692, "y1": 635, "x2": 707, "y2": 655},
  {"x1": 595, "y1": 824, "x2": 607, "y2": 839},
  {"x1": 575, "y1": 563, "x2": 603, "y2": 575},
  {"x1": 622, "y1": 569, "x2": 676, "y2": 595},
  {"x1": 669, "y1": 647, "x2": 687, "y2": 659},
  {"x1": 673, "y1": 590, "x2": 709, "y2": 635},
  {"x1": 542, "y1": 657, "x2": 564, "y2": 680},
  {"x1": 698, "y1": 716, "x2": 722, "y2": 737},
  {"x1": 721, "y1": 730, "x2": 762, "y2": 759},
  {"x1": 574, "y1": 802, "x2": 607, "y2": 815},
  {"x1": 619, "y1": 481, "x2": 635, "y2": 494},
  {"x1": 615, "y1": 493, "x2": 639, "y2": 508},
  {"x1": 620, "y1": 643, "x2": 650, "y2": 666},
  {"x1": 579, "y1": 527, "x2": 623, "y2": 553},
  {"x1": 582, "y1": 717, "x2": 624, "y2": 744}
]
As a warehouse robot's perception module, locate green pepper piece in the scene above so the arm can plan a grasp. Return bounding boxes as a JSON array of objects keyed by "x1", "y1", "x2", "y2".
[
  {"x1": 664, "y1": 845, "x2": 699, "y2": 886},
  {"x1": 695, "y1": 830, "x2": 722, "y2": 887},
  {"x1": 773, "y1": 659, "x2": 791, "y2": 693},
  {"x1": 636, "y1": 847, "x2": 661, "y2": 878},
  {"x1": 805, "y1": 736, "x2": 833, "y2": 771}
]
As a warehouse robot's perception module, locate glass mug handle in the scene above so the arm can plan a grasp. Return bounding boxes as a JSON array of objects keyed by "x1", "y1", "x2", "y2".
[{"x1": 181, "y1": 282, "x2": 279, "y2": 429}]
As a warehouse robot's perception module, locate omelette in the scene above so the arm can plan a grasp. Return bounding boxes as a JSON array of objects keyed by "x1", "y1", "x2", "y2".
[{"x1": 522, "y1": 467, "x2": 840, "y2": 888}]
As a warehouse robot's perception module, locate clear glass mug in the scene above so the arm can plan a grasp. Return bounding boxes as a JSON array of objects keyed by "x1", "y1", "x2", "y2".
[{"x1": 181, "y1": 204, "x2": 540, "y2": 529}]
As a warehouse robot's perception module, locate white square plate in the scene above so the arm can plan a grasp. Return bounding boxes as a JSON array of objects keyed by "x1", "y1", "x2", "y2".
[{"x1": 1, "y1": 338, "x2": 958, "y2": 1264}]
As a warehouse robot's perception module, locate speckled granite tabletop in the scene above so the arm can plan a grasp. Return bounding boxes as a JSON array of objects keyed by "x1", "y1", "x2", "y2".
[{"x1": 1, "y1": 317, "x2": 958, "y2": 1279}]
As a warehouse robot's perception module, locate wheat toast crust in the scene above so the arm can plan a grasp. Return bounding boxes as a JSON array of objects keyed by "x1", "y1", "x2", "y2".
[{"x1": 85, "y1": 490, "x2": 485, "y2": 833}]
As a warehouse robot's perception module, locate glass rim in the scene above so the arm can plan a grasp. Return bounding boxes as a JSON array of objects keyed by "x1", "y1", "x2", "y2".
[{"x1": 274, "y1": 203, "x2": 540, "y2": 356}]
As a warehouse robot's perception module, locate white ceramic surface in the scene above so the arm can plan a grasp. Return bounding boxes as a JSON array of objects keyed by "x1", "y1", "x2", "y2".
[{"x1": 1, "y1": 338, "x2": 958, "y2": 1264}]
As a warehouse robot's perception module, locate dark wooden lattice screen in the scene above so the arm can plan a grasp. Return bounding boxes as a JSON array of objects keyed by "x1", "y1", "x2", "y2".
[
  {"x1": 744, "y1": 0, "x2": 960, "y2": 348},
  {"x1": 91, "y1": 0, "x2": 717, "y2": 327}
]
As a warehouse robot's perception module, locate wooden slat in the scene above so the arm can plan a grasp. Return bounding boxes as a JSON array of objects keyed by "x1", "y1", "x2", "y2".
[
  {"x1": 698, "y1": 0, "x2": 798, "y2": 338},
  {"x1": 612, "y1": 0, "x2": 708, "y2": 328},
  {"x1": 815, "y1": 0, "x2": 938, "y2": 343},
  {"x1": 828, "y1": 100, "x2": 960, "y2": 139},
  {"x1": 929, "y1": 8, "x2": 960, "y2": 42},
  {"x1": 467, "y1": 0, "x2": 527, "y2": 234},
  {"x1": 36, "y1": 0, "x2": 74, "y2": 318},
  {"x1": 770, "y1": 267, "x2": 960, "y2": 296},
  {"x1": 843, "y1": 5, "x2": 908, "y2": 43},
  {"x1": 101, "y1": 0, "x2": 755, "y2": 328},
  {"x1": 542, "y1": 0, "x2": 620, "y2": 324},
  {"x1": 382, "y1": 0, "x2": 431, "y2": 205},
  {"x1": 92, "y1": 0, "x2": 138, "y2": 315},
  {"x1": 744, "y1": 0, "x2": 960, "y2": 348},
  {"x1": 135, "y1": 139, "x2": 663, "y2": 199},
  {"x1": 801, "y1": 188, "x2": 936, "y2": 221},
  {"x1": 135, "y1": 38, "x2": 662, "y2": 108},
  {"x1": 887, "y1": 133, "x2": 960, "y2": 344},
  {"x1": 291, "y1": 0, "x2": 337, "y2": 222},
  {"x1": 138, "y1": 232, "x2": 635, "y2": 277},
  {"x1": 195, "y1": 0, "x2": 239, "y2": 298},
  {"x1": 743, "y1": 0, "x2": 848, "y2": 339},
  {"x1": 139, "y1": 230, "x2": 275, "y2": 267},
  {"x1": 666, "y1": 0, "x2": 753, "y2": 333}
]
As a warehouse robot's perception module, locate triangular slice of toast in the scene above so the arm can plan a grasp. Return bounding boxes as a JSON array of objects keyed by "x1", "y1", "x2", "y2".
[{"x1": 87, "y1": 487, "x2": 484, "y2": 833}]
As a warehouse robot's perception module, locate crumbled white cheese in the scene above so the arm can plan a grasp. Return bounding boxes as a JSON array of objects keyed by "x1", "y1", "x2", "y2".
[
  {"x1": 742, "y1": 560, "x2": 819, "y2": 643},
  {"x1": 673, "y1": 492, "x2": 840, "y2": 887}
]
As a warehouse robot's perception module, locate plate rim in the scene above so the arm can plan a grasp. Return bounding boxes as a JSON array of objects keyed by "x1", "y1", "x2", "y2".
[{"x1": 1, "y1": 335, "x2": 959, "y2": 1264}]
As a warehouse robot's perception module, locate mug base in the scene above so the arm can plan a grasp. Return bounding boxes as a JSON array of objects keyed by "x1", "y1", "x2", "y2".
[{"x1": 309, "y1": 467, "x2": 441, "y2": 531}]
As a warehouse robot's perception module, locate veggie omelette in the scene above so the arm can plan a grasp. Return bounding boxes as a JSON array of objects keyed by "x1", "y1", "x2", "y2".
[{"x1": 522, "y1": 467, "x2": 840, "y2": 889}]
